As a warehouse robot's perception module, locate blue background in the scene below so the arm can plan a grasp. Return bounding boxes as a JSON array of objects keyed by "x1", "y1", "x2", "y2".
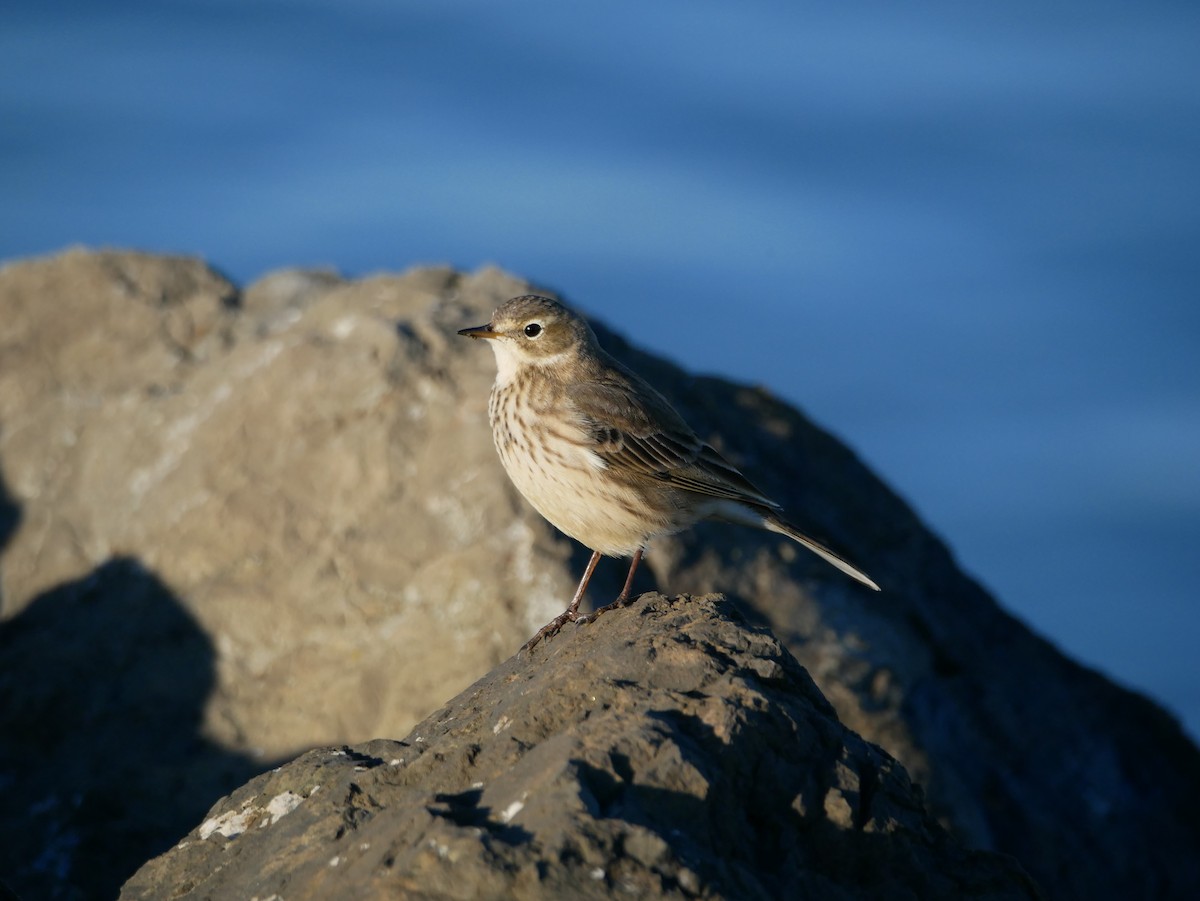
[{"x1": 3, "y1": 1, "x2": 1198, "y2": 737}]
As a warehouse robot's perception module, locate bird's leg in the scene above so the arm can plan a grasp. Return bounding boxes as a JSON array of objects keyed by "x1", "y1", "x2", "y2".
[
  {"x1": 583, "y1": 547, "x2": 644, "y2": 622},
  {"x1": 522, "y1": 550, "x2": 602, "y2": 652},
  {"x1": 565, "y1": 549, "x2": 602, "y2": 619},
  {"x1": 612, "y1": 546, "x2": 644, "y2": 606}
]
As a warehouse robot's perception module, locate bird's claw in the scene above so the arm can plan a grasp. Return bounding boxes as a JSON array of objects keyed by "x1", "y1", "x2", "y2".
[
  {"x1": 576, "y1": 593, "x2": 633, "y2": 628},
  {"x1": 520, "y1": 609, "x2": 582, "y2": 653},
  {"x1": 520, "y1": 593, "x2": 634, "y2": 654}
]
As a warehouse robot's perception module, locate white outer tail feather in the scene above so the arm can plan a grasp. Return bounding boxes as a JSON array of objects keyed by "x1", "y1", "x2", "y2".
[{"x1": 762, "y1": 515, "x2": 881, "y2": 592}]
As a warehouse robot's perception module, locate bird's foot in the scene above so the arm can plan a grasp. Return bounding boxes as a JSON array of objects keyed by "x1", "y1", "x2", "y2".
[
  {"x1": 576, "y1": 591, "x2": 636, "y2": 625},
  {"x1": 521, "y1": 609, "x2": 582, "y2": 653}
]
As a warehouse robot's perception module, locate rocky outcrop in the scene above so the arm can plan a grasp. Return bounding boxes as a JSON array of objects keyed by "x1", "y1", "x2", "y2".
[
  {"x1": 120, "y1": 593, "x2": 1039, "y2": 900},
  {"x1": 1, "y1": 249, "x2": 1198, "y2": 900}
]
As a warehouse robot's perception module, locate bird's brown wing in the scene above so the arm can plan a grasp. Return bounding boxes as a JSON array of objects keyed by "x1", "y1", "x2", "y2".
[
  {"x1": 566, "y1": 353, "x2": 881, "y2": 591},
  {"x1": 570, "y1": 359, "x2": 780, "y2": 510}
]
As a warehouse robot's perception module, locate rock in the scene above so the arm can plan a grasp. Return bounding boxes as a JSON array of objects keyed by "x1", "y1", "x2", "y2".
[
  {"x1": 120, "y1": 594, "x2": 1040, "y2": 900},
  {"x1": 1, "y1": 248, "x2": 1198, "y2": 900},
  {"x1": 0, "y1": 558, "x2": 265, "y2": 901}
]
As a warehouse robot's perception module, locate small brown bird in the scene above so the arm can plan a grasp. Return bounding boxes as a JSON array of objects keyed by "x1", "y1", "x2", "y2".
[{"x1": 460, "y1": 295, "x2": 879, "y2": 650}]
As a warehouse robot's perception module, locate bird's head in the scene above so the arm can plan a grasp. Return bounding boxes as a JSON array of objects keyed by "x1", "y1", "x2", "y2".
[{"x1": 458, "y1": 295, "x2": 598, "y2": 382}]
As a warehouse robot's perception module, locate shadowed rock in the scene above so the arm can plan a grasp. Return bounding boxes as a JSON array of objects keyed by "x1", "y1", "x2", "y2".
[
  {"x1": 120, "y1": 594, "x2": 1040, "y2": 900},
  {"x1": 0, "y1": 558, "x2": 268, "y2": 900}
]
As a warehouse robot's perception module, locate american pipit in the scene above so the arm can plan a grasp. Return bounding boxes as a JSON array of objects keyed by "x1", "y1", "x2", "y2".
[{"x1": 460, "y1": 295, "x2": 879, "y2": 650}]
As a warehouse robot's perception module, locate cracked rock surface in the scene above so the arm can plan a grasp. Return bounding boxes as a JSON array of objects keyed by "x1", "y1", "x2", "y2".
[{"x1": 120, "y1": 594, "x2": 1039, "y2": 900}]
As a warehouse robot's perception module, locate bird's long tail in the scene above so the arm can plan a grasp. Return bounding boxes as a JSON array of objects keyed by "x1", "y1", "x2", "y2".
[{"x1": 762, "y1": 514, "x2": 881, "y2": 591}]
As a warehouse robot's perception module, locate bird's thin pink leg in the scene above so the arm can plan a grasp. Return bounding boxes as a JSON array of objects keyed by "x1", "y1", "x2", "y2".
[
  {"x1": 588, "y1": 546, "x2": 644, "y2": 619},
  {"x1": 522, "y1": 550, "x2": 602, "y2": 652},
  {"x1": 566, "y1": 549, "x2": 602, "y2": 618}
]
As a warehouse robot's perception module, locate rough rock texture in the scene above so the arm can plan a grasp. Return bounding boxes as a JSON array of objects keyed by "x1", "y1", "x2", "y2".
[
  {"x1": 121, "y1": 593, "x2": 1039, "y2": 901},
  {"x1": 1, "y1": 248, "x2": 1198, "y2": 900}
]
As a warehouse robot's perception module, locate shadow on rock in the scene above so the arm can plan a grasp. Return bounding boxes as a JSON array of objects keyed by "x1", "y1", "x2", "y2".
[
  {"x1": 0, "y1": 557, "x2": 272, "y2": 901},
  {"x1": 0, "y1": 467, "x2": 20, "y2": 613}
]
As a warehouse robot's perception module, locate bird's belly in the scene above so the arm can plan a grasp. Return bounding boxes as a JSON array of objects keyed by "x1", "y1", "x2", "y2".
[{"x1": 490, "y1": 391, "x2": 668, "y2": 556}]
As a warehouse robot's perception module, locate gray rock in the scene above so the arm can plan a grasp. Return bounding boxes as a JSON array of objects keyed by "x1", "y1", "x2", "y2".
[
  {"x1": 1, "y1": 249, "x2": 1197, "y2": 899},
  {"x1": 120, "y1": 593, "x2": 1040, "y2": 900}
]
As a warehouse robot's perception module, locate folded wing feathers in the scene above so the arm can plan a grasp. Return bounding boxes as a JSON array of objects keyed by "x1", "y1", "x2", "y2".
[
  {"x1": 569, "y1": 362, "x2": 878, "y2": 589},
  {"x1": 589, "y1": 419, "x2": 779, "y2": 510}
]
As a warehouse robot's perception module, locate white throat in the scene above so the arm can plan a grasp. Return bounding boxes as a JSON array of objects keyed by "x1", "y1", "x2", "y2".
[
  {"x1": 488, "y1": 340, "x2": 570, "y2": 387},
  {"x1": 488, "y1": 339, "x2": 522, "y2": 387}
]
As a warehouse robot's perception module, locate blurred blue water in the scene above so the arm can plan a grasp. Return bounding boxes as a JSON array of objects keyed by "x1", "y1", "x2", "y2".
[{"x1": 3, "y1": 1, "x2": 1198, "y2": 736}]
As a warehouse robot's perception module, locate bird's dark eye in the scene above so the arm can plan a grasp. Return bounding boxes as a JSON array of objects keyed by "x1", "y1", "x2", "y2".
[{"x1": 524, "y1": 323, "x2": 542, "y2": 338}]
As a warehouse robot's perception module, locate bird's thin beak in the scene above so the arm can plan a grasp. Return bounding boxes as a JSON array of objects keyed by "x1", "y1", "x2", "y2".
[{"x1": 458, "y1": 324, "x2": 500, "y2": 339}]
